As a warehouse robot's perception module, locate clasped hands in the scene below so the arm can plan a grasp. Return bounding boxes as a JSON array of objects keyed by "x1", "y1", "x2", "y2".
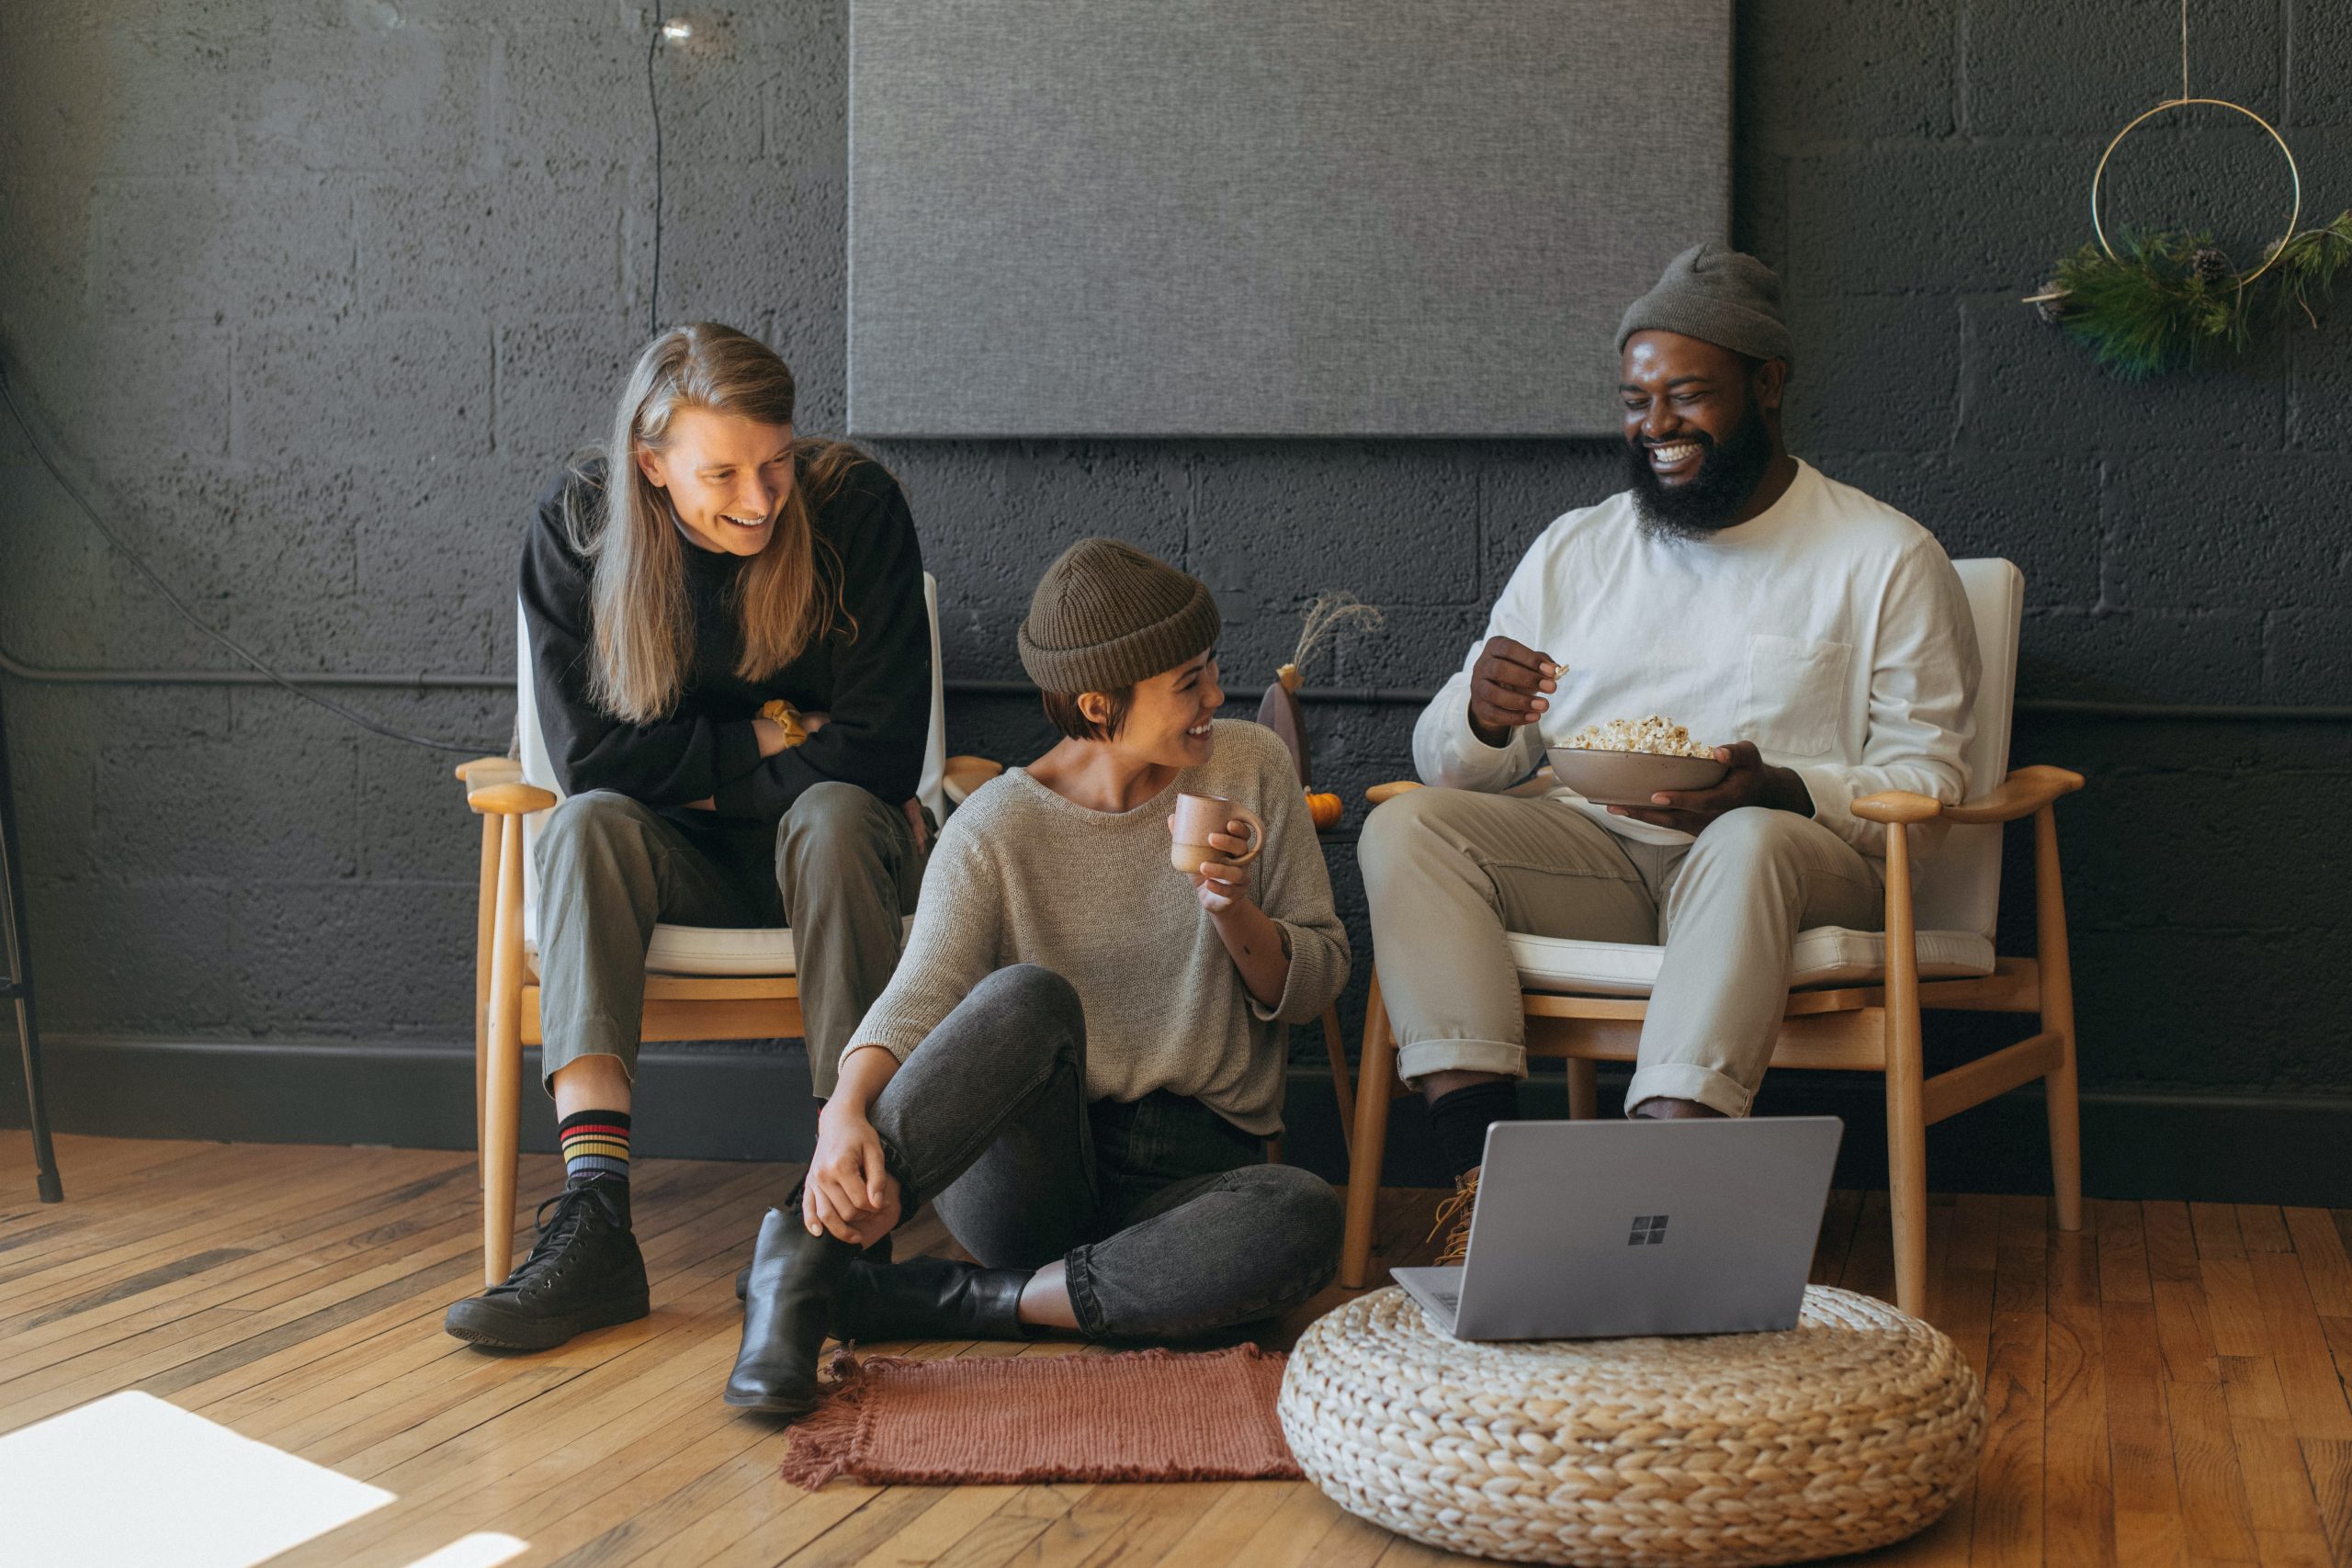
[
  {"x1": 805, "y1": 1095, "x2": 901, "y2": 1245},
  {"x1": 684, "y1": 708, "x2": 930, "y2": 851},
  {"x1": 1468, "y1": 634, "x2": 1812, "y2": 832}
]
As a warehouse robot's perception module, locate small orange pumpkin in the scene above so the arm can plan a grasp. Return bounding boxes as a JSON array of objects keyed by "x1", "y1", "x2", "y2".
[{"x1": 1305, "y1": 790, "x2": 1343, "y2": 829}]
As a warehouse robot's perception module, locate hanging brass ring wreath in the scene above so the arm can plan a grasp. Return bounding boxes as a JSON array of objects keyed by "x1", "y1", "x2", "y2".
[
  {"x1": 2089, "y1": 96, "x2": 2301, "y2": 287},
  {"x1": 2027, "y1": 0, "x2": 2352, "y2": 377}
]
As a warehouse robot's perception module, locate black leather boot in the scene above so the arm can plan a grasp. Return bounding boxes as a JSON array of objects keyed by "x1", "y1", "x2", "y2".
[
  {"x1": 736, "y1": 1231, "x2": 889, "y2": 1304},
  {"x1": 723, "y1": 1205, "x2": 858, "y2": 1416},
  {"x1": 832, "y1": 1255, "x2": 1033, "y2": 1342}
]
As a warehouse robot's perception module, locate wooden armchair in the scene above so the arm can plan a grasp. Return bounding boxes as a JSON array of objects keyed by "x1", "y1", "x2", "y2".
[
  {"x1": 1332, "y1": 559, "x2": 2083, "y2": 1316},
  {"x1": 453, "y1": 576, "x2": 982, "y2": 1287}
]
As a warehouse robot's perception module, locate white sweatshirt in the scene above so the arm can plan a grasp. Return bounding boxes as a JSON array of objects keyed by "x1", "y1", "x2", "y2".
[{"x1": 1415, "y1": 459, "x2": 1980, "y2": 857}]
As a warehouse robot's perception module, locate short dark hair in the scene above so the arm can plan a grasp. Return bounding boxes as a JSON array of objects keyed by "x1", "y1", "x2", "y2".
[{"x1": 1039, "y1": 684, "x2": 1135, "y2": 741}]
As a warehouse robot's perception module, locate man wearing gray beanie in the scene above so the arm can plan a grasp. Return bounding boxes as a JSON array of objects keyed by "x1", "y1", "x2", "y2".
[{"x1": 1357, "y1": 243, "x2": 1982, "y2": 1258}]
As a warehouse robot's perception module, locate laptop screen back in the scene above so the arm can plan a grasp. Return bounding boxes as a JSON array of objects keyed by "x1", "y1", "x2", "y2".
[{"x1": 1452, "y1": 1117, "x2": 1842, "y2": 1340}]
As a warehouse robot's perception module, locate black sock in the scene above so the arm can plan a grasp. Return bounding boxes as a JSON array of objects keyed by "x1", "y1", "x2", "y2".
[{"x1": 1425, "y1": 1080, "x2": 1518, "y2": 1179}]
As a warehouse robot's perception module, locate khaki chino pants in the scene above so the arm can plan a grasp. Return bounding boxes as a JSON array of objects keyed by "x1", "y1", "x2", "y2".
[
  {"x1": 534, "y1": 782, "x2": 925, "y2": 1100},
  {"x1": 1357, "y1": 790, "x2": 1882, "y2": 1117}
]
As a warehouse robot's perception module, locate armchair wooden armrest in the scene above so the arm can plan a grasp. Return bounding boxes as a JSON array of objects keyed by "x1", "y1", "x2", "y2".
[
  {"x1": 1851, "y1": 789, "x2": 1944, "y2": 826},
  {"x1": 1365, "y1": 764, "x2": 1555, "y2": 807},
  {"x1": 1854, "y1": 766, "x2": 2085, "y2": 829},
  {"x1": 468, "y1": 779, "x2": 558, "y2": 816},
  {"x1": 943, "y1": 754, "x2": 1004, "y2": 807},
  {"x1": 1942, "y1": 765, "x2": 2085, "y2": 825}
]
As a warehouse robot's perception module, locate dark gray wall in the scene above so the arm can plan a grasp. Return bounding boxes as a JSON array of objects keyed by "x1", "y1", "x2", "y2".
[{"x1": 2, "y1": 4, "x2": 2346, "y2": 1127}]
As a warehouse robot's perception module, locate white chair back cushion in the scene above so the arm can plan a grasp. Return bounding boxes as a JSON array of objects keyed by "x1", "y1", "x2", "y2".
[
  {"x1": 1512, "y1": 557, "x2": 2021, "y2": 998},
  {"x1": 1918, "y1": 558, "x2": 2021, "y2": 941},
  {"x1": 514, "y1": 570, "x2": 948, "y2": 960}
]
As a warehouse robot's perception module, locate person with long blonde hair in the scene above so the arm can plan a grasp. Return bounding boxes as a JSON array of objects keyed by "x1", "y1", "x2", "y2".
[{"x1": 446, "y1": 323, "x2": 933, "y2": 1352}]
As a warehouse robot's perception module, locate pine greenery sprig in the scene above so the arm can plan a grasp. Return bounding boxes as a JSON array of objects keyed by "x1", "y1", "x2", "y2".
[{"x1": 2039, "y1": 211, "x2": 2352, "y2": 377}]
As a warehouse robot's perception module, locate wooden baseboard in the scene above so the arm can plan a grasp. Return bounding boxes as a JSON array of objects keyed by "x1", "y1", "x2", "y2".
[
  {"x1": 6, "y1": 1035, "x2": 2349, "y2": 1206},
  {"x1": 3, "y1": 1034, "x2": 820, "y2": 1164}
]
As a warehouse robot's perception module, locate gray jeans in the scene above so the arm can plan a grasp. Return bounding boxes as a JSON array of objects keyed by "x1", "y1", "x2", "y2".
[
  {"x1": 865, "y1": 964, "x2": 1343, "y2": 1340},
  {"x1": 534, "y1": 782, "x2": 925, "y2": 1099},
  {"x1": 1359, "y1": 792, "x2": 1883, "y2": 1117}
]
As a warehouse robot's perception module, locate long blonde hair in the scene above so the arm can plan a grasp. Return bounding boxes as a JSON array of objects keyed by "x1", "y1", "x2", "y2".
[{"x1": 566, "y1": 323, "x2": 866, "y2": 723}]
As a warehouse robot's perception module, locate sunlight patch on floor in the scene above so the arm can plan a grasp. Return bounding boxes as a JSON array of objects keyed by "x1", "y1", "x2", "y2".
[{"x1": 0, "y1": 1391, "x2": 394, "y2": 1568}]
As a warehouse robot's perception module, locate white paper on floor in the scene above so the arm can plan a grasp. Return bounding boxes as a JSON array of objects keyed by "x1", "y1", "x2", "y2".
[
  {"x1": 0, "y1": 1390, "x2": 394, "y2": 1568},
  {"x1": 396, "y1": 1534, "x2": 529, "y2": 1568}
]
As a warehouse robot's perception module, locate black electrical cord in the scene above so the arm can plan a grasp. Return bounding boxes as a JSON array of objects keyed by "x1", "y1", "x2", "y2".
[
  {"x1": 0, "y1": 363, "x2": 505, "y2": 756},
  {"x1": 647, "y1": 24, "x2": 666, "y2": 336}
]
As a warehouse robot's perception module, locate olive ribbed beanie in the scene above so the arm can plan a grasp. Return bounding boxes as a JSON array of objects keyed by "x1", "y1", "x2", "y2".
[{"x1": 1017, "y1": 538, "x2": 1221, "y2": 694}]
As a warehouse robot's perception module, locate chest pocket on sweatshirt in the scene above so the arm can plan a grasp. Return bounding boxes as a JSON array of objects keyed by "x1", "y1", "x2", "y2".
[{"x1": 1741, "y1": 635, "x2": 1852, "y2": 757}]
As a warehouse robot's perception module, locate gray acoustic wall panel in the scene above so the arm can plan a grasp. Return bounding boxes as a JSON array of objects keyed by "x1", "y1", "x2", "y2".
[{"x1": 847, "y1": 1, "x2": 1732, "y2": 437}]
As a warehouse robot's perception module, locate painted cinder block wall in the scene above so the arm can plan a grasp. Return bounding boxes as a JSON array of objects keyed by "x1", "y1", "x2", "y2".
[{"x1": 1, "y1": 3, "x2": 2346, "y2": 1142}]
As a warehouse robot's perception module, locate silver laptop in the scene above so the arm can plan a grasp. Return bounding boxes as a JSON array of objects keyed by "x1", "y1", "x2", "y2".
[{"x1": 1393, "y1": 1117, "x2": 1842, "y2": 1340}]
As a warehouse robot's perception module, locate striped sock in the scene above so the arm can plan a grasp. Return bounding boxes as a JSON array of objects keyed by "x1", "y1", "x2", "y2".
[{"x1": 560, "y1": 1110, "x2": 631, "y2": 1190}]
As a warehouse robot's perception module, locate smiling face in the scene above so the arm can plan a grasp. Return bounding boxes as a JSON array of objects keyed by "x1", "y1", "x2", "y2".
[
  {"x1": 1618, "y1": 331, "x2": 1786, "y2": 538},
  {"x1": 633, "y1": 405, "x2": 797, "y2": 556},
  {"x1": 1077, "y1": 649, "x2": 1224, "y2": 769}
]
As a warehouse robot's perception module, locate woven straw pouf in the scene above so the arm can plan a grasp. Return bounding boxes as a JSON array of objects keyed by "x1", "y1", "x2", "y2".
[{"x1": 1278, "y1": 1285, "x2": 1984, "y2": 1567}]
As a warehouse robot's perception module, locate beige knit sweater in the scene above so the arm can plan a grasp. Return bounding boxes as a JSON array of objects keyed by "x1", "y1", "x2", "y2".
[{"x1": 848, "y1": 720, "x2": 1350, "y2": 1135}]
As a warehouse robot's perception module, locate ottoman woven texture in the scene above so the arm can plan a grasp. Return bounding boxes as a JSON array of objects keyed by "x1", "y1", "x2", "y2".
[{"x1": 1278, "y1": 1285, "x2": 1984, "y2": 1567}]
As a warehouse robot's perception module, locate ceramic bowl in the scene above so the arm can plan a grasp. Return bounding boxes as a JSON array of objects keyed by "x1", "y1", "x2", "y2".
[{"x1": 1545, "y1": 746, "x2": 1728, "y2": 807}]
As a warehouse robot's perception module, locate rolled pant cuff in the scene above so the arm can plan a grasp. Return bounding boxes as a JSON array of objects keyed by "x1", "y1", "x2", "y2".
[
  {"x1": 1061, "y1": 1245, "x2": 1109, "y2": 1338},
  {"x1": 1624, "y1": 1062, "x2": 1753, "y2": 1119},
  {"x1": 538, "y1": 1021, "x2": 639, "y2": 1093},
  {"x1": 1394, "y1": 1037, "x2": 1526, "y2": 1085}
]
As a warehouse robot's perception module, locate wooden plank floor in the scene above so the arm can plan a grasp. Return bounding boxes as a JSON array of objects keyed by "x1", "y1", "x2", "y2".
[{"x1": 4, "y1": 1133, "x2": 2351, "y2": 1567}]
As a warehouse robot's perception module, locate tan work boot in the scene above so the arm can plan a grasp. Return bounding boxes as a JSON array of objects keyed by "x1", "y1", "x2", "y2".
[{"x1": 1427, "y1": 1167, "x2": 1481, "y2": 1265}]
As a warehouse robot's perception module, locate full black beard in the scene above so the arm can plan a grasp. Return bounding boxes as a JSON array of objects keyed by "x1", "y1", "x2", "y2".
[{"x1": 1623, "y1": 400, "x2": 1777, "y2": 540}]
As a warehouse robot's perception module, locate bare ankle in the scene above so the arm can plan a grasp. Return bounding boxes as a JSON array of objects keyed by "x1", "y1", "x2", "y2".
[
  {"x1": 1630, "y1": 1095, "x2": 1725, "y2": 1121},
  {"x1": 1014, "y1": 1261, "x2": 1080, "y2": 1333}
]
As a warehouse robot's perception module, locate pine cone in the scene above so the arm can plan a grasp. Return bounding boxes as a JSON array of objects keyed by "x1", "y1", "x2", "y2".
[
  {"x1": 2190, "y1": 246, "x2": 2234, "y2": 288},
  {"x1": 2031, "y1": 281, "x2": 2069, "y2": 326}
]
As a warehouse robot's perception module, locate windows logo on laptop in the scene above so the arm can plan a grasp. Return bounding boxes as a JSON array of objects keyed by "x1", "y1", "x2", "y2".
[{"x1": 1627, "y1": 1213, "x2": 1669, "y2": 1246}]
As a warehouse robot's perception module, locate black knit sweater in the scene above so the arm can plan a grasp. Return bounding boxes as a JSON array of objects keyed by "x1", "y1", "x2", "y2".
[{"x1": 518, "y1": 456, "x2": 929, "y2": 823}]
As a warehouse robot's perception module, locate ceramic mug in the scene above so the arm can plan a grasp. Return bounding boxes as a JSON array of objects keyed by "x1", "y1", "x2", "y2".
[{"x1": 1169, "y1": 792, "x2": 1265, "y2": 875}]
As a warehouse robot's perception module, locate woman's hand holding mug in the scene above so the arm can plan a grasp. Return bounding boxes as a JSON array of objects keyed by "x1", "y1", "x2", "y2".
[{"x1": 1168, "y1": 792, "x2": 1264, "y2": 915}]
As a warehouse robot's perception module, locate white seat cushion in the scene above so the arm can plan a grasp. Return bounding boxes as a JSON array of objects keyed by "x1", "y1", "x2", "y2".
[
  {"x1": 527, "y1": 916, "x2": 917, "y2": 979},
  {"x1": 1508, "y1": 926, "x2": 1996, "y2": 998}
]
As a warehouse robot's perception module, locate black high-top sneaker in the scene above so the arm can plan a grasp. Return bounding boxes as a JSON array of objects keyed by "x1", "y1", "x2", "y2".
[{"x1": 445, "y1": 1179, "x2": 650, "y2": 1351}]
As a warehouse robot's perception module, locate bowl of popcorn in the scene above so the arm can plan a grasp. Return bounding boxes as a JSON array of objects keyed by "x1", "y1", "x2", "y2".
[{"x1": 1546, "y1": 716, "x2": 1728, "y2": 807}]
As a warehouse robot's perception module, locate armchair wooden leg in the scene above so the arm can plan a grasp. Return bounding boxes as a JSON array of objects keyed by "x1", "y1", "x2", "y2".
[
  {"x1": 483, "y1": 815, "x2": 527, "y2": 1289},
  {"x1": 473, "y1": 813, "x2": 497, "y2": 1191},
  {"x1": 1882, "y1": 820, "x2": 1928, "y2": 1317},
  {"x1": 1566, "y1": 1056, "x2": 1599, "y2": 1121},
  {"x1": 1340, "y1": 971, "x2": 1398, "y2": 1290},
  {"x1": 2036, "y1": 805, "x2": 2083, "y2": 1234},
  {"x1": 1320, "y1": 1005, "x2": 1355, "y2": 1159}
]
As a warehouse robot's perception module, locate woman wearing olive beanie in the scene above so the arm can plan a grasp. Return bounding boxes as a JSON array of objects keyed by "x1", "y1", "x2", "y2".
[{"x1": 727, "y1": 540, "x2": 1350, "y2": 1416}]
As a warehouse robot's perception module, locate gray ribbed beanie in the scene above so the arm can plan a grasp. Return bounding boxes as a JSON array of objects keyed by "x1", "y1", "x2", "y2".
[
  {"x1": 1018, "y1": 538, "x2": 1221, "y2": 694},
  {"x1": 1616, "y1": 243, "x2": 1795, "y2": 367}
]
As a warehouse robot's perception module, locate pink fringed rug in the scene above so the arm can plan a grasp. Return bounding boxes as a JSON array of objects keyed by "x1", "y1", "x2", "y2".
[{"x1": 778, "y1": 1345, "x2": 1303, "y2": 1489}]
